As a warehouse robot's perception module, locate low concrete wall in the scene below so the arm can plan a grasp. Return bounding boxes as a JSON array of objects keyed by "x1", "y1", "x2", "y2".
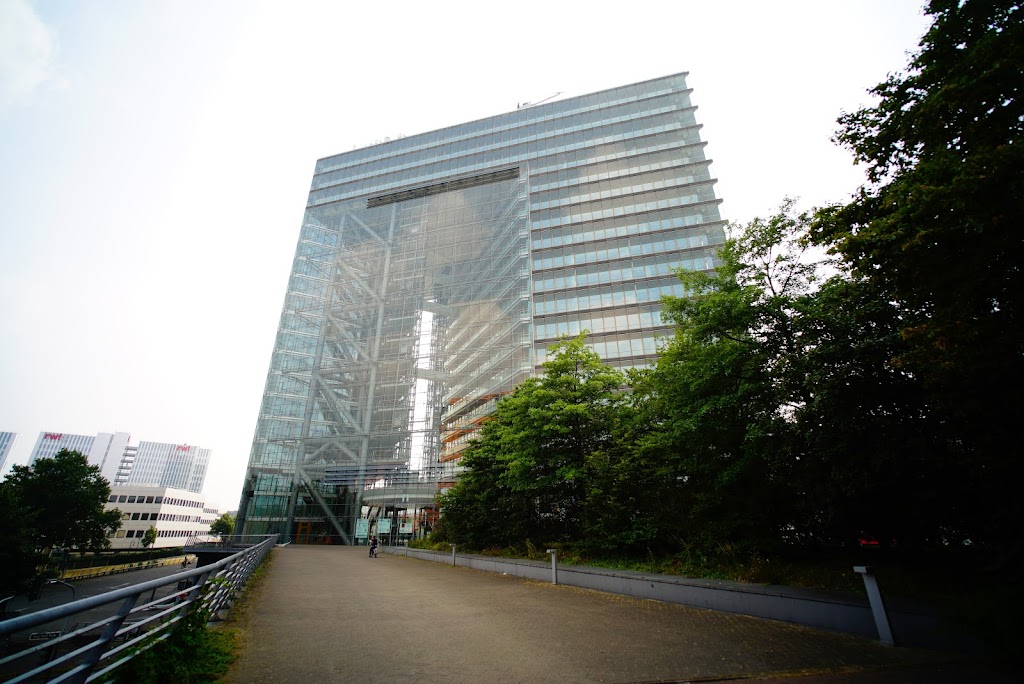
[
  {"x1": 61, "y1": 555, "x2": 191, "y2": 581},
  {"x1": 383, "y1": 546, "x2": 959, "y2": 652}
]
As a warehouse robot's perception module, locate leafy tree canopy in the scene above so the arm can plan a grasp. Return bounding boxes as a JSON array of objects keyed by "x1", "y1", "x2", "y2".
[
  {"x1": 436, "y1": 336, "x2": 626, "y2": 548},
  {"x1": 640, "y1": 200, "x2": 969, "y2": 549},
  {"x1": 4, "y1": 449, "x2": 122, "y2": 553},
  {"x1": 209, "y1": 513, "x2": 235, "y2": 538},
  {"x1": 0, "y1": 449, "x2": 121, "y2": 595},
  {"x1": 813, "y1": 0, "x2": 1022, "y2": 411},
  {"x1": 812, "y1": 0, "x2": 1022, "y2": 543},
  {"x1": 0, "y1": 484, "x2": 38, "y2": 596},
  {"x1": 630, "y1": 201, "x2": 822, "y2": 551}
]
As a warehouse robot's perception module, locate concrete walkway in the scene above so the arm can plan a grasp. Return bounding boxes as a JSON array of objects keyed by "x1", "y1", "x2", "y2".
[{"x1": 223, "y1": 546, "x2": 982, "y2": 684}]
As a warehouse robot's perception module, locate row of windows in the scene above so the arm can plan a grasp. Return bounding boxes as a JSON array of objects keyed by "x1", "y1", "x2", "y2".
[
  {"x1": 112, "y1": 529, "x2": 204, "y2": 539},
  {"x1": 446, "y1": 331, "x2": 530, "y2": 385},
  {"x1": 531, "y1": 183, "x2": 717, "y2": 231},
  {"x1": 308, "y1": 109, "x2": 698, "y2": 207},
  {"x1": 531, "y1": 162, "x2": 711, "y2": 212},
  {"x1": 266, "y1": 373, "x2": 312, "y2": 398},
  {"x1": 313, "y1": 79, "x2": 686, "y2": 178},
  {"x1": 532, "y1": 250, "x2": 715, "y2": 294},
  {"x1": 532, "y1": 228, "x2": 715, "y2": 272},
  {"x1": 533, "y1": 277, "x2": 688, "y2": 316},
  {"x1": 285, "y1": 250, "x2": 528, "y2": 310},
  {"x1": 532, "y1": 204, "x2": 721, "y2": 252},
  {"x1": 274, "y1": 306, "x2": 529, "y2": 369},
  {"x1": 536, "y1": 332, "x2": 661, "y2": 365},
  {"x1": 108, "y1": 494, "x2": 204, "y2": 507},
  {"x1": 447, "y1": 298, "x2": 530, "y2": 352},
  {"x1": 535, "y1": 307, "x2": 665, "y2": 340},
  {"x1": 278, "y1": 312, "x2": 322, "y2": 338},
  {"x1": 121, "y1": 511, "x2": 205, "y2": 522},
  {"x1": 530, "y1": 142, "x2": 707, "y2": 193},
  {"x1": 528, "y1": 127, "x2": 703, "y2": 179},
  {"x1": 314, "y1": 96, "x2": 688, "y2": 193}
]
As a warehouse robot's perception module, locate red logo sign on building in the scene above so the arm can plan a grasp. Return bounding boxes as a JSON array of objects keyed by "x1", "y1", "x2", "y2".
[{"x1": 44, "y1": 433, "x2": 63, "y2": 440}]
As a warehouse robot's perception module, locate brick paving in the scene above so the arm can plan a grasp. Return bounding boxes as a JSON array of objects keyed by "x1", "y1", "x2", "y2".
[{"x1": 223, "y1": 546, "x2": 983, "y2": 684}]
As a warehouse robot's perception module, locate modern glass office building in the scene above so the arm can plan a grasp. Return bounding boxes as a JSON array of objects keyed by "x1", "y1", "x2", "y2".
[
  {"x1": 26, "y1": 431, "x2": 210, "y2": 492},
  {"x1": 236, "y1": 72, "x2": 726, "y2": 543},
  {"x1": 114, "y1": 442, "x2": 211, "y2": 494}
]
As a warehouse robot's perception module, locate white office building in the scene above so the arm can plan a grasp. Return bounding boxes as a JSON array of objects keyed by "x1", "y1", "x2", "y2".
[
  {"x1": 105, "y1": 485, "x2": 221, "y2": 549},
  {"x1": 29, "y1": 432, "x2": 98, "y2": 463},
  {"x1": 29, "y1": 431, "x2": 131, "y2": 483},
  {"x1": 28, "y1": 431, "x2": 210, "y2": 493}
]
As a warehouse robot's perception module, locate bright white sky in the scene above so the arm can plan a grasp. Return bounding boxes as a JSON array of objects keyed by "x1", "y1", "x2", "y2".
[{"x1": 0, "y1": 0, "x2": 931, "y2": 511}]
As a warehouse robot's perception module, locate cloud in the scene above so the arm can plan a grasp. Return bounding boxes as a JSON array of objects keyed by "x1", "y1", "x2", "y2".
[{"x1": 0, "y1": 0, "x2": 63, "y2": 108}]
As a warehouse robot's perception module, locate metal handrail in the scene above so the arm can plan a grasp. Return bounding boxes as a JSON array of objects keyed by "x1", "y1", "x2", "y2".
[{"x1": 0, "y1": 535, "x2": 277, "y2": 683}]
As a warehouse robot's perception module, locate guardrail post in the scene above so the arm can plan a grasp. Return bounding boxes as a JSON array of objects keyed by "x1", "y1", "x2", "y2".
[
  {"x1": 546, "y1": 549, "x2": 558, "y2": 584},
  {"x1": 853, "y1": 565, "x2": 895, "y2": 646},
  {"x1": 451, "y1": 544, "x2": 456, "y2": 566}
]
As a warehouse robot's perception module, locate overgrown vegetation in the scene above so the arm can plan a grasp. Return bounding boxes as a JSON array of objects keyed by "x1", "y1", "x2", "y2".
[
  {"x1": 433, "y1": 0, "x2": 1023, "y2": 598},
  {"x1": 113, "y1": 550, "x2": 275, "y2": 683}
]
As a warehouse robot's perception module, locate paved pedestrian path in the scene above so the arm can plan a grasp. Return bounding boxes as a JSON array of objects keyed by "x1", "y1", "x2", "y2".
[{"x1": 223, "y1": 546, "x2": 971, "y2": 684}]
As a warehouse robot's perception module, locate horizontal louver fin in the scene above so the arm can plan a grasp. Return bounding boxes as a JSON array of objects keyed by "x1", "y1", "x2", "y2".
[{"x1": 367, "y1": 167, "x2": 520, "y2": 208}]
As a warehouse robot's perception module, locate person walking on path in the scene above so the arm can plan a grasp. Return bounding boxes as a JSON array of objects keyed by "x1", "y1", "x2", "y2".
[{"x1": 368, "y1": 536, "x2": 378, "y2": 558}]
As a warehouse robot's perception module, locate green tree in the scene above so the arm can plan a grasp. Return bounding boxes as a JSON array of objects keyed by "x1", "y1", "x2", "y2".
[
  {"x1": 4, "y1": 449, "x2": 122, "y2": 554},
  {"x1": 632, "y1": 202, "x2": 819, "y2": 552},
  {"x1": 0, "y1": 484, "x2": 38, "y2": 596},
  {"x1": 812, "y1": 0, "x2": 1023, "y2": 545},
  {"x1": 209, "y1": 513, "x2": 235, "y2": 539},
  {"x1": 790, "y1": 275, "x2": 960, "y2": 547},
  {"x1": 636, "y1": 201, "x2": 960, "y2": 552},
  {"x1": 437, "y1": 336, "x2": 626, "y2": 548},
  {"x1": 141, "y1": 526, "x2": 158, "y2": 549},
  {"x1": 1, "y1": 449, "x2": 121, "y2": 595}
]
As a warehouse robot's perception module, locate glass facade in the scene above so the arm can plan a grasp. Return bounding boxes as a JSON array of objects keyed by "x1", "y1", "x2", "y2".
[
  {"x1": 237, "y1": 73, "x2": 726, "y2": 543},
  {"x1": 116, "y1": 442, "x2": 211, "y2": 494}
]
